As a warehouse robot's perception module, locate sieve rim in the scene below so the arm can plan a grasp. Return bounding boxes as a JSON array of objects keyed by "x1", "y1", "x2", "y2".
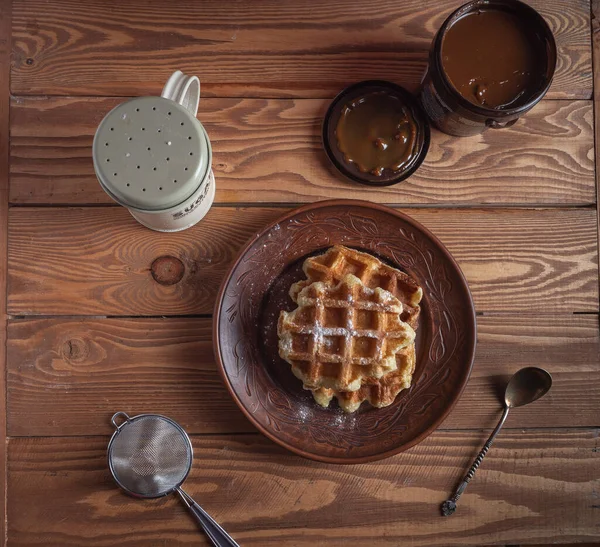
[{"x1": 107, "y1": 412, "x2": 194, "y2": 499}]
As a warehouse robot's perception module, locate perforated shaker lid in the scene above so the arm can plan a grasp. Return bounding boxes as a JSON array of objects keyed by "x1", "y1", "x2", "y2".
[{"x1": 93, "y1": 96, "x2": 211, "y2": 211}]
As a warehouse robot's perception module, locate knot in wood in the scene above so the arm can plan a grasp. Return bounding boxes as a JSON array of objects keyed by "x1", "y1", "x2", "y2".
[
  {"x1": 151, "y1": 256, "x2": 185, "y2": 286},
  {"x1": 61, "y1": 338, "x2": 89, "y2": 363}
]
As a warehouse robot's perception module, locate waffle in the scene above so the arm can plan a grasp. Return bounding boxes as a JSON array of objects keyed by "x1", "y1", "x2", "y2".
[
  {"x1": 289, "y1": 245, "x2": 422, "y2": 329},
  {"x1": 310, "y1": 344, "x2": 416, "y2": 412},
  {"x1": 278, "y1": 274, "x2": 415, "y2": 392}
]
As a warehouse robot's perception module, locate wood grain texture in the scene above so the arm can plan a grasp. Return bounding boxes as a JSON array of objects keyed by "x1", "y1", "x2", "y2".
[
  {"x1": 9, "y1": 0, "x2": 592, "y2": 99},
  {"x1": 6, "y1": 317, "x2": 253, "y2": 436},
  {"x1": 0, "y1": 0, "x2": 10, "y2": 545},
  {"x1": 593, "y1": 0, "x2": 600, "y2": 300},
  {"x1": 6, "y1": 315, "x2": 599, "y2": 437},
  {"x1": 7, "y1": 430, "x2": 600, "y2": 546},
  {"x1": 7, "y1": 206, "x2": 599, "y2": 316},
  {"x1": 9, "y1": 96, "x2": 595, "y2": 206}
]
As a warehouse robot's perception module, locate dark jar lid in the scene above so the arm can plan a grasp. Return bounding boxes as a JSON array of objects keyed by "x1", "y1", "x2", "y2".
[{"x1": 322, "y1": 80, "x2": 430, "y2": 187}]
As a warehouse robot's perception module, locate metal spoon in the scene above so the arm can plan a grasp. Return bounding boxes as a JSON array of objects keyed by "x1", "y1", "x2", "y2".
[{"x1": 441, "y1": 367, "x2": 552, "y2": 516}]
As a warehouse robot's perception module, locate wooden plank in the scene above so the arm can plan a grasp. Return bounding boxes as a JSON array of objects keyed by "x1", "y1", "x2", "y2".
[
  {"x1": 6, "y1": 315, "x2": 599, "y2": 437},
  {"x1": 9, "y1": 0, "x2": 592, "y2": 99},
  {"x1": 7, "y1": 207, "x2": 599, "y2": 316},
  {"x1": 593, "y1": 0, "x2": 600, "y2": 300},
  {"x1": 6, "y1": 317, "x2": 254, "y2": 436},
  {"x1": 7, "y1": 206, "x2": 277, "y2": 316},
  {"x1": 0, "y1": 0, "x2": 10, "y2": 545},
  {"x1": 7, "y1": 430, "x2": 600, "y2": 546},
  {"x1": 9, "y1": 96, "x2": 595, "y2": 206}
]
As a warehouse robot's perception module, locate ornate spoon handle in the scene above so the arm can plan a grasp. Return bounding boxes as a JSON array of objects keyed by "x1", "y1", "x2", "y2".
[{"x1": 441, "y1": 405, "x2": 510, "y2": 516}]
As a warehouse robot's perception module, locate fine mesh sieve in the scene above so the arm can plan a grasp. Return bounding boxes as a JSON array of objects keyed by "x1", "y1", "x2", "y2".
[
  {"x1": 108, "y1": 412, "x2": 192, "y2": 498},
  {"x1": 108, "y1": 412, "x2": 239, "y2": 547}
]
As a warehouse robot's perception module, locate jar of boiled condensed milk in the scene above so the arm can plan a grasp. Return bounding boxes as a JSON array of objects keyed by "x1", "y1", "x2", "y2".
[
  {"x1": 420, "y1": 0, "x2": 557, "y2": 136},
  {"x1": 92, "y1": 71, "x2": 215, "y2": 232}
]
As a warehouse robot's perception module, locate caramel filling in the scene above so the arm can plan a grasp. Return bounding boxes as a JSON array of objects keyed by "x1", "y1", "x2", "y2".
[
  {"x1": 335, "y1": 92, "x2": 418, "y2": 176},
  {"x1": 441, "y1": 9, "x2": 547, "y2": 109}
]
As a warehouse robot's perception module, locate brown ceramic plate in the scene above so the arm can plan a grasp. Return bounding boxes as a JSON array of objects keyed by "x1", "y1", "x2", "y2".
[{"x1": 214, "y1": 200, "x2": 476, "y2": 463}]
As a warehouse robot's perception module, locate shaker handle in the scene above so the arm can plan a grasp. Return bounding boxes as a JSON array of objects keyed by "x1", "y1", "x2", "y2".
[
  {"x1": 485, "y1": 118, "x2": 518, "y2": 129},
  {"x1": 161, "y1": 70, "x2": 200, "y2": 118}
]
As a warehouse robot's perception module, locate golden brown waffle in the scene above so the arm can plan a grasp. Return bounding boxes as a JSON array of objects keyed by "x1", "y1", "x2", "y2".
[
  {"x1": 310, "y1": 344, "x2": 416, "y2": 412},
  {"x1": 289, "y1": 245, "x2": 422, "y2": 329},
  {"x1": 278, "y1": 274, "x2": 415, "y2": 392}
]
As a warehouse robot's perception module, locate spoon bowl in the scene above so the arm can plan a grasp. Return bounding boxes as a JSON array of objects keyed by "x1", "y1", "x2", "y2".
[{"x1": 505, "y1": 366, "x2": 553, "y2": 408}]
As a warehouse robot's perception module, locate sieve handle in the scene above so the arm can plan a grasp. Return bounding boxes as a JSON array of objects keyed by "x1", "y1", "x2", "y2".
[
  {"x1": 177, "y1": 487, "x2": 240, "y2": 547},
  {"x1": 161, "y1": 70, "x2": 200, "y2": 118},
  {"x1": 110, "y1": 411, "x2": 130, "y2": 430}
]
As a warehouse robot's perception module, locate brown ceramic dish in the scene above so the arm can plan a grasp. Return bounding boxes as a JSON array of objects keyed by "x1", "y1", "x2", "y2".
[{"x1": 213, "y1": 200, "x2": 476, "y2": 463}]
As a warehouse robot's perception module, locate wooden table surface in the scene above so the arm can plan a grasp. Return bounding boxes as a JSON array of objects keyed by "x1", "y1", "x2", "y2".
[{"x1": 0, "y1": 0, "x2": 599, "y2": 545}]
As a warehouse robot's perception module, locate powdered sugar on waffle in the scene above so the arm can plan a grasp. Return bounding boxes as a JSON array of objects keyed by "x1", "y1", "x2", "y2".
[{"x1": 278, "y1": 273, "x2": 415, "y2": 392}]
